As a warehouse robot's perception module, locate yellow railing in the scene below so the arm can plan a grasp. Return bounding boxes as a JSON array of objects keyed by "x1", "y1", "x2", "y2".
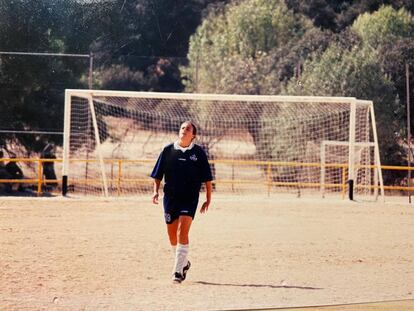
[
  {"x1": 0, "y1": 158, "x2": 61, "y2": 195},
  {"x1": 1, "y1": 158, "x2": 414, "y2": 195}
]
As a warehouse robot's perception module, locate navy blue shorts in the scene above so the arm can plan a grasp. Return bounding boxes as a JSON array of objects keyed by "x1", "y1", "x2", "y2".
[{"x1": 163, "y1": 195, "x2": 199, "y2": 224}]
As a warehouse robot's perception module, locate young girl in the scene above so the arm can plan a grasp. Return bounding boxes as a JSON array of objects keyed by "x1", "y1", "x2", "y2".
[{"x1": 151, "y1": 121, "x2": 213, "y2": 283}]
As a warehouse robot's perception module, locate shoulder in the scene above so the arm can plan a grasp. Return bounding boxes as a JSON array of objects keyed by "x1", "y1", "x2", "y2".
[
  {"x1": 193, "y1": 144, "x2": 208, "y2": 156},
  {"x1": 193, "y1": 144, "x2": 204, "y2": 152},
  {"x1": 161, "y1": 143, "x2": 174, "y2": 153},
  {"x1": 164, "y1": 143, "x2": 174, "y2": 150}
]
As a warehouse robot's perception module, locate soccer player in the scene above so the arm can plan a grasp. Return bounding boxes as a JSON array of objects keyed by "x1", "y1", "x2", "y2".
[{"x1": 151, "y1": 121, "x2": 213, "y2": 283}]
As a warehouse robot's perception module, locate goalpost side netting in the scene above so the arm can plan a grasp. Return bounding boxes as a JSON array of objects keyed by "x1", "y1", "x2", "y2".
[{"x1": 62, "y1": 90, "x2": 384, "y2": 199}]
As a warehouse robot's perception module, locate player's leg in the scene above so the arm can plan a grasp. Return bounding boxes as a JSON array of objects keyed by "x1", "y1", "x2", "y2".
[
  {"x1": 167, "y1": 220, "x2": 178, "y2": 246},
  {"x1": 177, "y1": 215, "x2": 192, "y2": 244},
  {"x1": 163, "y1": 195, "x2": 183, "y2": 281},
  {"x1": 167, "y1": 220, "x2": 178, "y2": 259},
  {"x1": 169, "y1": 220, "x2": 186, "y2": 283},
  {"x1": 172, "y1": 216, "x2": 193, "y2": 283},
  {"x1": 164, "y1": 195, "x2": 179, "y2": 252},
  {"x1": 169, "y1": 197, "x2": 197, "y2": 283},
  {"x1": 178, "y1": 216, "x2": 192, "y2": 280}
]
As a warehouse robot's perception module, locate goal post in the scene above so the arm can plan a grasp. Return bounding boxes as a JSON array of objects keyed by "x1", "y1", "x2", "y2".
[
  {"x1": 62, "y1": 89, "x2": 384, "y2": 199},
  {"x1": 87, "y1": 94, "x2": 109, "y2": 197},
  {"x1": 320, "y1": 140, "x2": 382, "y2": 200}
]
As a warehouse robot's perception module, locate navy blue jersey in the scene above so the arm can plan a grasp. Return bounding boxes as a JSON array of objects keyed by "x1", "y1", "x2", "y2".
[{"x1": 151, "y1": 143, "x2": 213, "y2": 200}]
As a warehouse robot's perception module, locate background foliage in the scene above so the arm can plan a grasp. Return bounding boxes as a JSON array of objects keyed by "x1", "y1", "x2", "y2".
[
  {"x1": 184, "y1": 1, "x2": 414, "y2": 176},
  {"x1": 0, "y1": 0, "x2": 413, "y2": 182}
]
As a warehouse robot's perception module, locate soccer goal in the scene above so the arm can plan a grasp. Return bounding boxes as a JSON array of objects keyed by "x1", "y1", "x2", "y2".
[{"x1": 62, "y1": 89, "x2": 384, "y2": 199}]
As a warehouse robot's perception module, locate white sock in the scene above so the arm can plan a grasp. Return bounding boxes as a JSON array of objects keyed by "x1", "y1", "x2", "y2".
[{"x1": 173, "y1": 243, "x2": 189, "y2": 274}]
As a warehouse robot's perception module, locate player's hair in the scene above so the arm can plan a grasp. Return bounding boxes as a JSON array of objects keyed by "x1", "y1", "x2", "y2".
[
  {"x1": 190, "y1": 122, "x2": 197, "y2": 136},
  {"x1": 182, "y1": 121, "x2": 197, "y2": 136}
]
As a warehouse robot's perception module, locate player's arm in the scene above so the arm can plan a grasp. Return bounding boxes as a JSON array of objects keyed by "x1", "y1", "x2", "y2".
[
  {"x1": 200, "y1": 181, "x2": 212, "y2": 213},
  {"x1": 151, "y1": 148, "x2": 166, "y2": 205},
  {"x1": 152, "y1": 179, "x2": 161, "y2": 204}
]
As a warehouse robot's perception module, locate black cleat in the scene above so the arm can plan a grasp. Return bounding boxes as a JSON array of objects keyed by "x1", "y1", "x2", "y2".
[
  {"x1": 182, "y1": 260, "x2": 191, "y2": 280},
  {"x1": 173, "y1": 272, "x2": 184, "y2": 283}
]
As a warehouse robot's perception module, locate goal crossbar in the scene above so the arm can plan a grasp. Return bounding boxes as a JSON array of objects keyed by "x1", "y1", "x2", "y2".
[{"x1": 65, "y1": 89, "x2": 369, "y2": 105}]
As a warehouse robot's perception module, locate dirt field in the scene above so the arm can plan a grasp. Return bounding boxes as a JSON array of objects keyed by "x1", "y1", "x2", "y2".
[{"x1": 1, "y1": 195, "x2": 414, "y2": 311}]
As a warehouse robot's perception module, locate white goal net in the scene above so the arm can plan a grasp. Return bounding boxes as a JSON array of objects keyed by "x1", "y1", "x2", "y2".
[{"x1": 62, "y1": 90, "x2": 384, "y2": 199}]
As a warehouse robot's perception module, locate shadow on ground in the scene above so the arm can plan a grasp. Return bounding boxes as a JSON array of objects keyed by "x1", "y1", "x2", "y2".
[{"x1": 194, "y1": 281, "x2": 323, "y2": 290}]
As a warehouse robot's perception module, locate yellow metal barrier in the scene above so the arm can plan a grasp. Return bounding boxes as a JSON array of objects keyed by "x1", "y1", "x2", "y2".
[
  {"x1": 1, "y1": 157, "x2": 414, "y2": 195},
  {"x1": 0, "y1": 158, "x2": 60, "y2": 195}
]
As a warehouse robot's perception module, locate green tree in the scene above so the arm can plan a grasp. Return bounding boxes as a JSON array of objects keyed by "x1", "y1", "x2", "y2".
[
  {"x1": 87, "y1": 0, "x2": 229, "y2": 92},
  {"x1": 284, "y1": 43, "x2": 402, "y2": 177},
  {"x1": 286, "y1": 0, "x2": 414, "y2": 31},
  {"x1": 352, "y1": 6, "x2": 414, "y2": 137},
  {"x1": 352, "y1": 5, "x2": 414, "y2": 48},
  {"x1": 0, "y1": 0, "x2": 87, "y2": 152},
  {"x1": 278, "y1": 5, "x2": 414, "y2": 184},
  {"x1": 184, "y1": 0, "x2": 313, "y2": 94},
  {"x1": 0, "y1": 0, "x2": 229, "y2": 152}
]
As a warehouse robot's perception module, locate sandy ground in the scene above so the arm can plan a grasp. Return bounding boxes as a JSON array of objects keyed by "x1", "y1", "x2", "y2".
[{"x1": 1, "y1": 194, "x2": 414, "y2": 311}]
